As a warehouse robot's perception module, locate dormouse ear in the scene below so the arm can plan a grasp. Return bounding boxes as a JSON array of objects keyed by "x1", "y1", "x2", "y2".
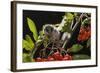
[
  {"x1": 43, "y1": 24, "x2": 53, "y2": 30},
  {"x1": 43, "y1": 24, "x2": 50, "y2": 33},
  {"x1": 43, "y1": 24, "x2": 55, "y2": 34}
]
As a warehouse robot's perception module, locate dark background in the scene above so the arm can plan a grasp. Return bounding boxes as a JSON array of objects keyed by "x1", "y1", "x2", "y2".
[{"x1": 23, "y1": 10, "x2": 65, "y2": 39}]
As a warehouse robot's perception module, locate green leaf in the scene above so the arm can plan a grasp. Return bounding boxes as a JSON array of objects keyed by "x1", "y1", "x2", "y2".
[
  {"x1": 23, "y1": 39, "x2": 33, "y2": 51},
  {"x1": 25, "y1": 35, "x2": 34, "y2": 49},
  {"x1": 27, "y1": 17, "x2": 38, "y2": 41},
  {"x1": 36, "y1": 39, "x2": 43, "y2": 46},
  {"x1": 82, "y1": 18, "x2": 90, "y2": 27},
  {"x1": 68, "y1": 44, "x2": 83, "y2": 53},
  {"x1": 87, "y1": 38, "x2": 91, "y2": 48},
  {"x1": 23, "y1": 40, "x2": 30, "y2": 50},
  {"x1": 61, "y1": 23, "x2": 72, "y2": 33},
  {"x1": 39, "y1": 31, "x2": 44, "y2": 36},
  {"x1": 72, "y1": 54, "x2": 90, "y2": 60},
  {"x1": 65, "y1": 13, "x2": 74, "y2": 24},
  {"x1": 61, "y1": 13, "x2": 74, "y2": 33},
  {"x1": 23, "y1": 53, "x2": 32, "y2": 62}
]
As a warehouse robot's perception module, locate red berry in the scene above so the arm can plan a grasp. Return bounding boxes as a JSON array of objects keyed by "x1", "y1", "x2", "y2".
[
  {"x1": 86, "y1": 26, "x2": 91, "y2": 31},
  {"x1": 57, "y1": 54, "x2": 63, "y2": 60},
  {"x1": 63, "y1": 54, "x2": 72, "y2": 60},
  {"x1": 63, "y1": 56, "x2": 69, "y2": 60},
  {"x1": 69, "y1": 56, "x2": 72, "y2": 60},
  {"x1": 52, "y1": 51, "x2": 59, "y2": 57},
  {"x1": 47, "y1": 56, "x2": 54, "y2": 61},
  {"x1": 53, "y1": 51, "x2": 60, "y2": 55},
  {"x1": 42, "y1": 58, "x2": 48, "y2": 62},
  {"x1": 78, "y1": 26, "x2": 91, "y2": 41},
  {"x1": 78, "y1": 35, "x2": 82, "y2": 41},
  {"x1": 87, "y1": 31, "x2": 91, "y2": 37},
  {"x1": 52, "y1": 51, "x2": 63, "y2": 60},
  {"x1": 36, "y1": 57, "x2": 42, "y2": 62},
  {"x1": 80, "y1": 29, "x2": 84, "y2": 34},
  {"x1": 82, "y1": 33, "x2": 86, "y2": 39}
]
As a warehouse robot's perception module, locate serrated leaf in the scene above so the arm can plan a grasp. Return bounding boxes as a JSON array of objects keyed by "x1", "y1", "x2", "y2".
[
  {"x1": 23, "y1": 39, "x2": 33, "y2": 51},
  {"x1": 68, "y1": 44, "x2": 83, "y2": 53},
  {"x1": 27, "y1": 17, "x2": 38, "y2": 41},
  {"x1": 65, "y1": 13, "x2": 74, "y2": 25},
  {"x1": 61, "y1": 13, "x2": 74, "y2": 33},
  {"x1": 72, "y1": 54, "x2": 90, "y2": 60},
  {"x1": 61, "y1": 23, "x2": 72, "y2": 33},
  {"x1": 23, "y1": 53, "x2": 33, "y2": 62},
  {"x1": 25, "y1": 35, "x2": 34, "y2": 49}
]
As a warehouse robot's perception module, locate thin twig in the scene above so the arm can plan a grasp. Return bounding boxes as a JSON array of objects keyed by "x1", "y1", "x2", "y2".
[
  {"x1": 62, "y1": 13, "x2": 84, "y2": 49},
  {"x1": 72, "y1": 13, "x2": 84, "y2": 31}
]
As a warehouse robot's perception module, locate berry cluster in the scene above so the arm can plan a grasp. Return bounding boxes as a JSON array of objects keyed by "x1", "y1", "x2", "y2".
[
  {"x1": 35, "y1": 51, "x2": 72, "y2": 62},
  {"x1": 78, "y1": 26, "x2": 91, "y2": 41}
]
